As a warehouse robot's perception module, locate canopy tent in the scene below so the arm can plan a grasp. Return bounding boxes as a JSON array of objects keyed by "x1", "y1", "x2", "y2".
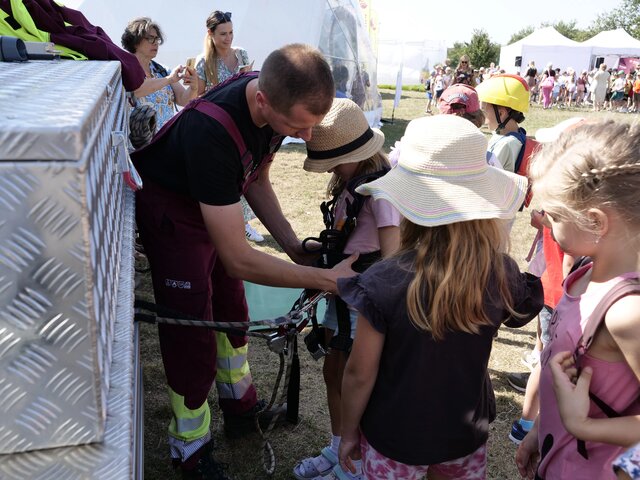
[
  {"x1": 581, "y1": 29, "x2": 640, "y2": 71},
  {"x1": 69, "y1": 0, "x2": 382, "y2": 126},
  {"x1": 499, "y1": 26, "x2": 591, "y2": 76}
]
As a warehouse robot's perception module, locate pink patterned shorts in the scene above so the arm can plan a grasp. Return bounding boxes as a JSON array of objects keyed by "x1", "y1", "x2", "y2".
[{"x1": 360, "y1": 434, "x2": 487, "y2": 480}]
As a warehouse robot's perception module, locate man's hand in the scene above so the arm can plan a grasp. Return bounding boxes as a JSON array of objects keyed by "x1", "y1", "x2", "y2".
[
  {"x1": 287, "y1": 240, "x2": 320, "y2": 266},
  {"x1": 324, "y1": 253, "x2": 359, "y2": 294}
]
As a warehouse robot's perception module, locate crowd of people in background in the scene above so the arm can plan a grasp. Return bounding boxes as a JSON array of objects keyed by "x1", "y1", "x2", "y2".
[{"x1": 421, "y1": 57, "x2": 640, "y2": 114}]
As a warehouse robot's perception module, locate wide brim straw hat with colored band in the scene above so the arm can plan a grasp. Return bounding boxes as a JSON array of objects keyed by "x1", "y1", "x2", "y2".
[
  {"x1": 356, "y1": 115, "x2": 528, "y2": 227},
  {"x1": 304, "y1": 98, "x2": 385, "y2": 173}
]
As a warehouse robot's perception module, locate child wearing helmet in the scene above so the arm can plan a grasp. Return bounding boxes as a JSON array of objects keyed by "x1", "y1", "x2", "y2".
[{"x1": 476, "y1": 74, "x2": 530, "y2": 173}]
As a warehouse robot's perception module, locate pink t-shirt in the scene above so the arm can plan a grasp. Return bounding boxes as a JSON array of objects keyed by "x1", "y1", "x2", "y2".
[
  {"x1": 333, "y1": 190, "x2": 401, "y2": 255},
  {"x1": 538, "y1": 265, "x2": 640, "y2": 480}
]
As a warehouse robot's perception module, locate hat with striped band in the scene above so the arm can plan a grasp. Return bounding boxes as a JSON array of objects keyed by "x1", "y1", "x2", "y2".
[
  {"x1": 304, "y1": 98, "x2": 385, "y2": 173},
  {"x1": 355, "y1": 115, "x2": 528, "y2": 226}
]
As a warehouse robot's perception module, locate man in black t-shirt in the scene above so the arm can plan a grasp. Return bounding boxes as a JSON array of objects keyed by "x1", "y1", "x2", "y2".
[{"x1": 132, "y1": 44, "x2": 357, "y2": 478}]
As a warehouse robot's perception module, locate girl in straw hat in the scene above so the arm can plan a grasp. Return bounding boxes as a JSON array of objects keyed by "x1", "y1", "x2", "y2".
[
  {"x1": 336, "y1": 114, "x2": 543, "y2": 479},
  {"x1": 293, "y1": 98, "x2": 401, "y2": 480}
]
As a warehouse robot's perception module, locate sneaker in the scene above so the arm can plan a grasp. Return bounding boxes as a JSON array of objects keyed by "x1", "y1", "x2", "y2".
[
  {"x1": 180, "y1": 441, "x2": 233, "y2": 480},
  {"x1": 508, "y1": 420, "x2": 529, "y2": 446},
  {"x1": 506, "y1": 372, "x2": 529, "y2": 393},
  {"x1": 520, "y1": 350, "x2": 540, "y2": 371},
  {"x1": 245, "y1": 223, "x2": 264, "y2": 243},
  {"x1": 223, "y1": 399, "x2": 289, "y2": 439}
]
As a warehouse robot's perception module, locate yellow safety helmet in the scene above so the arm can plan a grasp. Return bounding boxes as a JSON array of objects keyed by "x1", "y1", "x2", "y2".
[{"x1": 476, "y1": 74, "x2": 530, "y2": 113}]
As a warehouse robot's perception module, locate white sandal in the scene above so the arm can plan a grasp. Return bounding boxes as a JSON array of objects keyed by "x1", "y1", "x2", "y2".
[{"x1": 293, "y1": 447, "x2": 339, "y2": 480}]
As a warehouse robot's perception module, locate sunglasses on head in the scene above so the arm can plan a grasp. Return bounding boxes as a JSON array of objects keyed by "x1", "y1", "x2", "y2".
[{"x1": 217, "y1": 11, "x2": 232, "y2": 22}]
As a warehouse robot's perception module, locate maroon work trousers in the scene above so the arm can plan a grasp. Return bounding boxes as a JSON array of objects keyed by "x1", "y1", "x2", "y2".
[{"x1": 136, "y1": 178, "x2": 257, "y2": 413}]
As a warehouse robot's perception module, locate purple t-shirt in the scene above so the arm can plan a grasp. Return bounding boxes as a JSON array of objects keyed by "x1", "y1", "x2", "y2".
[{"x1": 538, "y1": 265, "x2": 640, "y2": 479}]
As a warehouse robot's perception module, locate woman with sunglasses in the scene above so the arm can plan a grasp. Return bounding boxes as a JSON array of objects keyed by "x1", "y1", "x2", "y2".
[
  {"x1": 195, "y1": 10, "x2": 251, "y2": 95},
  {"x1": 121, "y1": 17, "x2": 197, "y2": 131},
  {"x1": 195, "y1": 11, "x2": 264, "y2": 243},
  {"x1": 455, "y1": 54, "x2": 474, "y2": 86}
]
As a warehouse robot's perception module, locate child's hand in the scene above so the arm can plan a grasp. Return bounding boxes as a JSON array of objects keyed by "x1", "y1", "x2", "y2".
[
  {"x1": 530, "y1": 210, "x2": 546, "y2": 230},
  {"x1": 550, "y1": 351, "x2": 592, "y2": 438},
  {"x1": 516, "y1": 424, "x2": 539, "y2": 479},
  {"x1": 338, "y1": 431, "x2": 361, "y2": 474}
]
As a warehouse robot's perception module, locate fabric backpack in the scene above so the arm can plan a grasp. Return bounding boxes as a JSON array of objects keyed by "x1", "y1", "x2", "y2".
[
  {"x1": 506, "y1": 127, "x2": 541, "y2": 208},
  {"x1": 572, "y1": 272, "x2": 640, "y2": 459}
]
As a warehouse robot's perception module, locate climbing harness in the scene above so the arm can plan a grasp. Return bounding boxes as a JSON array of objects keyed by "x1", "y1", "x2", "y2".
[
  {"x1": 300, "y1": 168, "x2": 388, "y2": 356},
  {"x1": 134, "y1": 289, "x2": 327, "y2": 476}
]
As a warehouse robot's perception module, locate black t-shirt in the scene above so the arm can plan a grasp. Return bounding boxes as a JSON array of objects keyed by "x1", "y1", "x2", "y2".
[
  {"x1": 526, "y1": 67, "x2": 538, "y2": 78},
  {"x1": 132, "y1": 76, "x2": 280, "y2": 205},
  {"x1": 338, "y1": 251, "x2": 543, "y2": 465}
]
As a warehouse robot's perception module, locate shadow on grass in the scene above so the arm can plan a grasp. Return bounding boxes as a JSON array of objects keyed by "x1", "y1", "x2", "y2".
[
  {"x1": 380, "y1": 119, "x2": 410, "y2": 150},
  {"x1": 494, "y1": 332, "x2": 536, "y2": 351},
  {"x1": 380, "y1": 91, "x2": 413, "y2": 101}
]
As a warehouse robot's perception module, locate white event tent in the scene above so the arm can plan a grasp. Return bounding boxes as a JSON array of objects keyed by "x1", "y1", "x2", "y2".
[
  {"x1": 69, "y1": 0, "x2": 383, "y2": 126},
  {"x1": 582, "y1": 28, "x2": 640, "y2": 71},
  {"x1": 499, "y1": 26, "x2": 591, "y2": 75}
]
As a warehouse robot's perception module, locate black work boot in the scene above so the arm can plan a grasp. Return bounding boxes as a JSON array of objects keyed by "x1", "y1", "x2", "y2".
[
  {"x1": 223, "y1": 399, "x2": 289, "y2": 439},
  {"x1": 179, "y1": 440, "x2": 233, "y2": 480}
]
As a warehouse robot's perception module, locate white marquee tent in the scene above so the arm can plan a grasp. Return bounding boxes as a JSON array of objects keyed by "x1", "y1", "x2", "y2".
[
  {"x1": 582, "y1": 28, "x2": 640, "y2": 71},
  {"x1": 68, "y1": 0, "x2": 383, "y2": 125},
  {"x1": 499, "y1": 26, "x2": 591, "y2": 75}
]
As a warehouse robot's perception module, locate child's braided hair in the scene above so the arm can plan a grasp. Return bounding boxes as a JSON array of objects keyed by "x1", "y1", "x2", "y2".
[{"x1": 530, "y1": 119, "x2": 640, "y2": 231}]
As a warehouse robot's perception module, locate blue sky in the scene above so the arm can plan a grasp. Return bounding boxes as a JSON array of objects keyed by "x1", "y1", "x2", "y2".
[{"x1": 375, "y1": 0, "x2": 618, "y2": 46}]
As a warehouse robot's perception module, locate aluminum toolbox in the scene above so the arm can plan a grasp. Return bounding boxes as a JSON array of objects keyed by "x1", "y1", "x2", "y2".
[{"x1": 0, "y1": 60, "x2": 134, "y2": 454}]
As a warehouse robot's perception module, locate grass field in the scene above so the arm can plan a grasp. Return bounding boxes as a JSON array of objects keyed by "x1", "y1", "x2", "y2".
[{"x1": 139, "y1": 90, "x2": 630, "y2": 479}]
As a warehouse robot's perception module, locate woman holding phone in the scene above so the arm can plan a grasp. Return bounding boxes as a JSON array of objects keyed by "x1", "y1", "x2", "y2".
[
  {"x1": 195, "y1": 10, "x2": 263, "y2": 242},
  {"x1": 121, "y1": 17, "x2": 197, "y2": 131},
  {"x1": 195, "y1": 10, "x2": 252, "y2": 94}
]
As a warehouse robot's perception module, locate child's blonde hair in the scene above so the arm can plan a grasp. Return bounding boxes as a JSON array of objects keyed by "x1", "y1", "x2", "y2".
[
  {"x1": 531, "y1": 119, "x2": 640, "y2": 232},
  {"x1": 399, "y1": 218, "x2": 517, "y2": 341},
  {"x1": 326, "y1": 151, "x2": 390, "y2": 197}
]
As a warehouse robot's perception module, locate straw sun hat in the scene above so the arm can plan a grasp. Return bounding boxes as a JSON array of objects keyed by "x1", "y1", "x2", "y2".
[
  {"x1": 303, "y1": 98, "x2": 385, "y2": 173},
  {"x1": 357, "y1": 115, "x2": 527, "y2": 226}
]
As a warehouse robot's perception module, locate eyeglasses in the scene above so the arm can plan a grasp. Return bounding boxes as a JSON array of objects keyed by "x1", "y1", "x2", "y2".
[
  {"x1": 460, "y1": 61, "x2": 468, "y2": 64},
  {"x1": 144, "y1": 35, "x2": 162, "y2": 45},
  {"x1": 216, "y1": 11, "x2": 232, "y2": 22}
]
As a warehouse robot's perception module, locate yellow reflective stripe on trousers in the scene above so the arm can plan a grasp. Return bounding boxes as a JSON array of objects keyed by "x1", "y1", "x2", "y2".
[
  {"x1": 215, "y1": 331, "x2": 252, "y2": 399},
  {"x1": 168, "y1": 388, "x2": 210, "y2": 441},
  {"x1": 216, "y1": 373, "x2": 254, "y2": 400}
]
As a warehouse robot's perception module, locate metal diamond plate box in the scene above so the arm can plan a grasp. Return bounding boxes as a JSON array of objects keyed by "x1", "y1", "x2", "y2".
[{"x1": 0, "y1": 60, "x2": 131, "y2": 453}]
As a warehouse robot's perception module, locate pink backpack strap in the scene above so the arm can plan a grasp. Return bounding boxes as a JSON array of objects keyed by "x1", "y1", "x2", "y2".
[
  {"x1": 576, "y1": 276, "x2": 640, "y2": 360},
  {"x1": 572, "y1": 275, "x2": 640, "y2": 459}
]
